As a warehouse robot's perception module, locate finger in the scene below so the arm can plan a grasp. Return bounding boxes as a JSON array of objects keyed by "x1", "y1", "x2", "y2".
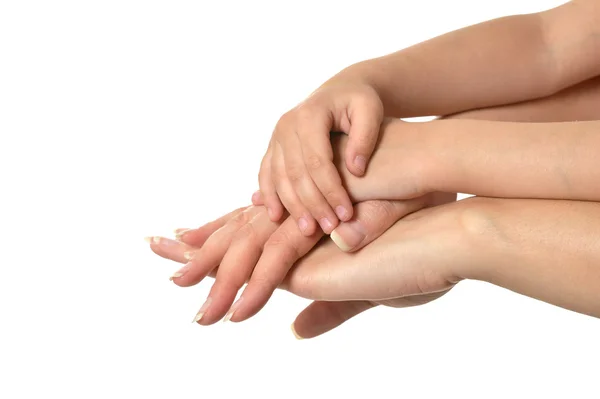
[
  {"x1": 259, "y1": 143, "x2": 284, "y2": 222},
  {"x1": 147, "y1": 236, "x2": 195, "y2": 265},
  {"x1": 272, "y1": 144, "x2": 318, "y2": 236},
  {"x1": 277, "y1": 137, "x2": 339, "y2": 234},
  {"x1": 224, "y1": 215, "x2": 324, "y2": 322},
  {"x1": 251, "y1": 190, "x2": 264, "y2": 206},
  {"x1": 330, "y1": 198, "x2": 426, "y2": 252},
  {"x1": 344, "y1": 98, "x2": 383, "y2": 176},
  {"x1": 174, "y1": 206, "x2": 264, "y2": 287},
  {"x1": 291, "y1": 300, "x2": 376, "y2": 339},
  {"x1": 297, "y1": 112, "x2": 354, "y2": 223},
  {"x1": 175, "y1": 206, "x2": 247, "y2": 247},
  {"x1": 193, "y1": 211, "x2": 280, "y2": 325}
]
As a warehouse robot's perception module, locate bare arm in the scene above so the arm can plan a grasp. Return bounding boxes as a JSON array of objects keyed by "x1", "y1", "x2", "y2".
[
  {"x1": 459, "y1": 197, "x2": 600, "y2": 318},
  {"x1": 332, "y1": 0, "x2": 600, "y2": 117},
  {"x1": 334, "y1": 117, "x2": 600, "y2": 203}
]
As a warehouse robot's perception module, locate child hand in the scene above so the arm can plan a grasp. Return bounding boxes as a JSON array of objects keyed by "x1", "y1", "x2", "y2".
[{"x1": 258, "y1": 82, "x2": 384, "y2": 236}]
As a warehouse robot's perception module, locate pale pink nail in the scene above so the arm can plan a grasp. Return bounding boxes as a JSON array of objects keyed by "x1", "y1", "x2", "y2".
[
  {"x1": 354, "y1": 155, "x2": 367, "y2": 174},
  {"x1": 319, "y1": 217, "x2": 334, "y2": 233},
  {"x1": 298, "y1": 217, "x2": 309, "y2": 233},
  {"x1": 335, "y1": 206, "x2": 349, "y2": 221},
  {"x1": 251, "y1": 191, "x2": 262, "y2": 204}
]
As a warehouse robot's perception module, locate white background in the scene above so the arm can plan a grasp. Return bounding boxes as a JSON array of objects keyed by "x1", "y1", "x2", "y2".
[{"x1": 1, "y1": 0, "x2": 599, "y2": 398}]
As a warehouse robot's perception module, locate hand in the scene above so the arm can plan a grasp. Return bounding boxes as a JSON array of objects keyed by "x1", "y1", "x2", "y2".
[
  {"x1": 258, "y1": 81, "x2": 384, "y2": 236},
  {"x1": 149, "y1": 195, "x2": 445, "y2": 325},
  {"x1": 149, "y1": 196, "x2": 473, "y2": 337}
]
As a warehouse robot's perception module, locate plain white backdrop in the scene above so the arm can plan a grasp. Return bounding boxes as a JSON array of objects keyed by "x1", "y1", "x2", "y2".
[{"x1": 1, "y1": 0, "x2": 599, "y2": 398}]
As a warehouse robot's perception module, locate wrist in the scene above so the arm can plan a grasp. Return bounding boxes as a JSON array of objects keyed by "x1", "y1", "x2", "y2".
[
  {"x1": 450, "y1": 197, "x2": 503, "y2": 283},
  {"x1": 333, "y1": 119, "x2": 437, "y2": 202}
]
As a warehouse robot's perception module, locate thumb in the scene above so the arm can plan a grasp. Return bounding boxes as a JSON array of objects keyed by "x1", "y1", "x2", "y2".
[
  {"x1": 344, "y1": 96, "x2": 384, "y2": 176},
  {"x1": 291, "y1": 300, "x2": 375, "y2": 339},
  {"x1": 330, "y1": 198, "x2": 425, "y2": 252}
]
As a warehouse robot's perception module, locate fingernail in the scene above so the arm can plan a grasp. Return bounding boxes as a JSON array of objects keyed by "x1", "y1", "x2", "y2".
[
  {"x1": 152, "y1": 236, "x2": 161, "y2": 244},
  {"x1": 224, "y1": 297, "x2": 243, "y2": 322},
  {"x1": 290, "y1": 323, "x2": 304, "y2": 340},
  {"x1": 319, "y1": 217, "x2": 334, "y2": 233},
  {"x1": 267, "y1": 207, "x2": 274, "y2": 220},
  {"x1": 184, "y1": 251, "x2": 195, "y2": 260},
  {"x1": 170, "y1": 262, "x2": 192, "y2": 281},
  {"x1": 192, "y1": 297, "x2": 212, "y2": 323},
  {"x1": 330, "y1": 219, "x2": 366, "y2": 252},
  {"x1": 144, "y1": 236, "x2": 152, "y2": 243},
  {"x1": 335, "y1": 206, "x2": 349, "y2": 221},
  {"x1": 169, "y1": 272, "x2": 184, "y2": 281},
  {"x1": 251, "y1": 191, "x2": 261, "y2": 204},
  {"x1": 354, "y1": 155, "x2": 367, "y2": 174},
  {"x1": 158, "y1": 238, "x2": 180, "y2": 246},
  {"x1": 298, "y1": 217, "x2": 309, "y2": 233},
  {"x1": 175, "y1": 229, "x2": 191, "y2": 241}
]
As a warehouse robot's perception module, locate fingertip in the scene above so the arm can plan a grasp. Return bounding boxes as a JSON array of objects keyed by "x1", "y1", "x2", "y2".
[
  {"x1": 334, "y1": 205, "x2": 353, "y2": 222},
  {"x1": 290, "y1": 323, "x2": 304, "y2": 340},
  {"x1": 251, "y1": 190, "x2": 263, "y2": 205}
]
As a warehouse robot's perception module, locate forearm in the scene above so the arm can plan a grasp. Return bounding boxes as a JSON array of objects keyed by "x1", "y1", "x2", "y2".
[
  {"x1": 331, "y1": 1, "x2": 600, "y2": 118},
  {"x1": 459, "y1": 197, "x2": 600, "y2": 318},
  {"x1": 420, "y1": 119, "x2": 600, "y2": 201}
]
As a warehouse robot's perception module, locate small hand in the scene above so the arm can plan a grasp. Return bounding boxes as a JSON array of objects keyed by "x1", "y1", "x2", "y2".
[{"x1": 257, "y1": 82, "x2": 384, "y2": 236}]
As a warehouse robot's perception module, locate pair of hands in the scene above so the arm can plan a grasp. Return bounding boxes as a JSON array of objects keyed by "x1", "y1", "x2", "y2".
[{"x1": 150, "y1": 187, "x2": 469, "y2": 338}]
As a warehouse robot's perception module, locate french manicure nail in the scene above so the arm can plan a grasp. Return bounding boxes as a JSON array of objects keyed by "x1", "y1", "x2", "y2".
[
  {"x1": 330, "y1": 219, "x2": 367, "y2": 252},
  {"x1": 170, "y1": 262, "x2": 192, "y2": 281},
  {"x1": 224, "y1": 297, "x2": 243, "y2": 322},
  {"x1": 169, "y1": 272, "x2": 184, "y2": 281},
  {"x1": 144, "y1": 236, "x2": 152, "y2": 243},
  {"x1": 354, "y1": 155, "x2": 367, "y2": 174},
  {"x1": 184, "y1": 251, "x2": 195, "y2": 261},
  {"x1": 192, "y1": 297, "x2": 213, "y2": 323},
  {"x1": 175, "y1": 229, "x2": 191, "y2": 241},
  {"x1": 152, "y1": 236, "x2": 161, "y2": 244},
  {"x1": 290, "y1": 323, "x2": 304, "y2": 340}
]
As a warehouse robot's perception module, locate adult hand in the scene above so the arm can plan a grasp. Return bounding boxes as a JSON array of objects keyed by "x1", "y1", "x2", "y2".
[{"x1": 148, "y1": 192, "x2": 460, "y2": 331}]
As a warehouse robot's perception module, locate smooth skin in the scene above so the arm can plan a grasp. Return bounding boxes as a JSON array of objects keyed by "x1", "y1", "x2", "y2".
[
  {"x1": 151, "y1": 197, "x2": 600, "y2": 339},
  {"x1": 257, "y1": 0, "x2": 600, "y2": 236},
  {"x1": 153, "y1": 59, "x2": 600, "y2": 329}
]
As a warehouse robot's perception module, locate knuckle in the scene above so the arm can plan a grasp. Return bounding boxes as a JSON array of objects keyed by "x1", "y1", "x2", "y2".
[
  {"x1": 277, "y1": 111, "x2": 294, "y2": 128},
  {"x1": 364, "y1": 200, "x2": 399, "y2": 223},
  {"x1": 264, "y1": 230, "x2": 301, "y2": 260},
  {"x1": 295, "y1": 104, "x2": 314, "y2": 121},
  {"x1": 286, "y1": 164, "x2": 305, "y2": 183},
  {"x1": 230, "y1": 209, "x2": 252, "y2": 228},
  {"x1": 305, "y1": 154, "x2": 323, "y2": 171},
  {"x1": 232, "y1": 222, "x2": 257, "y2": 245},
  {"x1": 249, "y1": 274, "x2": 279, "y2": 294}
]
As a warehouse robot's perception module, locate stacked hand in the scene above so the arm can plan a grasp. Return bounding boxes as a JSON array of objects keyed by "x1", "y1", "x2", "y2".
[{"x1": 150, "y1": 192, "x2": 470, "y2": 338}]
